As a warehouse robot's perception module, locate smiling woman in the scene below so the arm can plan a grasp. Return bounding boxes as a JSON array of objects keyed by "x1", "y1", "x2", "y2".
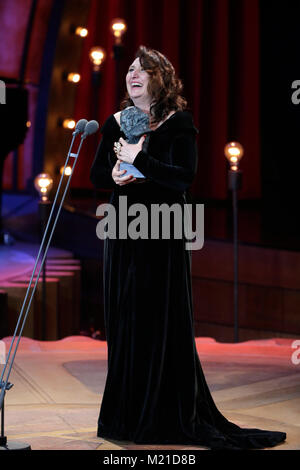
[
  {"x1": 90, "y1": 45, "x2": 286, "y2": 450},
  {"x1": 122, "y1": 46, "x2": 187, "y2": 128},
  {"x1": 126, "y1": 58, "x2": 151, "y2": 112}
]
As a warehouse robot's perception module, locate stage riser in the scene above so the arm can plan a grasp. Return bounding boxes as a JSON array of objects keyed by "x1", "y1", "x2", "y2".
[
  {"x1": 192, "y1": 240, "x2": 300, "y2": 289},
  {"x1": 0, "y1": 264, "x2": 82, "y2": 341},
  {"x1": 0, "y1": 289, "x2": 8, "y2": 337},
  {"x1": 9, "y1": 278, "x2": 59, "y2": 340},
  {"x1": 193, "y1": 279, "x2": 300, "y2": 338},
  {"x1": 2, "y1": 233, "x2": 300, "y2": 342},
  {"x1": 192, "y1": 240, "x2": 300, "y2": 341},
  {"x1": 45, "y1": 266, "x2": 81, "y2": 335},
  {"x1": 13, "y1": 271, "x2": 77, "y2": 340},
  {"x1": 0, "y1": 284, "x2": 35, "y2": 338}
]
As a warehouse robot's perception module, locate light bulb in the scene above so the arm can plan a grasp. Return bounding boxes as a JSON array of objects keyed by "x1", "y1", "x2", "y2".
[
  {"x1": 89, "y1": 47, "x2": 106, "y2": 71},
  {"x1": 60, "y1": 166, "x2": 72, "y2": 176},
  {"x1": 111, "y1": 18, "x2": 127, "y2": 42},
  {"x1": 75, "y1": 27, "x2": 88, "y2": 38},
  {"x1": 34, "y1": 173, "x2": 53, "y2": 201},
  {"x1": 224, "y1": 142, "x2": 244, "y2": 171},
  {"x1": 62, "y1": 119, "x2": 76, "y2": 130},
  {"x1": 67, "y1": 73, "x2": 81, "y2": 83}
]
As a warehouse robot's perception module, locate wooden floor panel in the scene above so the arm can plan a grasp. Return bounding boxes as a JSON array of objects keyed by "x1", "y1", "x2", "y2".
[{"x1": 1, "y1": 336, "x2": 299, "y2": 451}]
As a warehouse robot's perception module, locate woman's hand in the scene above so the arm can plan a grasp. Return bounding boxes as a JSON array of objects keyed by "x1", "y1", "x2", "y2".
[
  {"x1": 112, "y1": 160, "x2": 136, "y2": 186},
  {"x1": 117, "y1": 136, "x2": 146, "y2": 164}
]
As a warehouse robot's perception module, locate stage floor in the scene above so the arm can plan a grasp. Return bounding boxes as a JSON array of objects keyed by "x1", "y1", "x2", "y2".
[{"x1": 1, "y1": 335, "x2": 299, "y2": 450}]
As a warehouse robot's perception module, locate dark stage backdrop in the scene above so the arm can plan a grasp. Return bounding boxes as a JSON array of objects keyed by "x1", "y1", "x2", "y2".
[
  {"x1": 260, "y1": 1, "x2": 300, "y2": 237},
  {"x1": 0, "y1": 0, "x2": 54, "y2": 191},
  {"x1": 2, "y1": 0, "x2": 300, "y2": 216},
  {"x1": 71, "y1": 0, "x2": 261, "y2": 201}
]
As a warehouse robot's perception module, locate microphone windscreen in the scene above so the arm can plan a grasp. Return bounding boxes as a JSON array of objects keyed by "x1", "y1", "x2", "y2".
[
  {"x1": 83, "y1": 120, "x2": 99, "y2": 137},
  {"x1": 75, "y1": 119, "x2": 88, "y2": 134}
]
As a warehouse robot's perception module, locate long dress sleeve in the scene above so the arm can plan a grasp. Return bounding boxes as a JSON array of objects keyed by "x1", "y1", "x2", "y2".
[
  {"x1": 133, "y1": 130, "x2": 198, "y2": 192},
  {"x1": 90, "y1": 117, "x2": 118, "y2": 189}
]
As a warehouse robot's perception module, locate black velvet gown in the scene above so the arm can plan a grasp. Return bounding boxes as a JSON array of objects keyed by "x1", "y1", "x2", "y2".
[{"x1": 90, "y1": 110, "x2": 286, "y2": 450}]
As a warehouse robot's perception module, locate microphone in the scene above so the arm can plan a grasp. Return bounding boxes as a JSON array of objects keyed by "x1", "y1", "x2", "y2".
[
  {"x1": 0, "y1": 114, "x2": 100, "y2": 448},
  {"x1": 82, "y1": 120, "x2": 99, "y2": 139},
  {"x1": 73, "y1": 119, "x2": 88, "y2": 136}
]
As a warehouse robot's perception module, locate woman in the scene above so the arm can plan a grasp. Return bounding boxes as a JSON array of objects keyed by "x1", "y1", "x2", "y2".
[{"x1": 90, "y1": 46, "x2": 286, "y2": 449}]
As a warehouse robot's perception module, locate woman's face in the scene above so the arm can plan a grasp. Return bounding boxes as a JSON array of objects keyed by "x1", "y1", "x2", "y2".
[{"x1": 126, "y1": 58, "x2": 151, "y2": 104}]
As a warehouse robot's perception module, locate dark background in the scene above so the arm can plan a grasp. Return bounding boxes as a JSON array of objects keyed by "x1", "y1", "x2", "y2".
[
  {"x1": 1, "y1": 0, "x2": 300, "y2": 241},
  {"x1": 260, "y1": 1, "x2": 300, "y2": 239}
]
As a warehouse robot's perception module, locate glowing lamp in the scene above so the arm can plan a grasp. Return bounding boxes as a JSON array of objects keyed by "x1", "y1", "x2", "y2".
[
  {"x1": 67, "y1": 73, "x2": 81, "y2": 83},
  {"x1": 62, "y1": 119, "x2": 76, "y2": 130},
  {"x1": 224, "y1": 142, "x2": 244, "y2": 171},
  {"x1": 75, "y1": 27, "x2": 88, "y2": 38},
  {"x1": 34, "y1": 173, "x2": 53, "y2": 201},
  {"x1": 111, "y1": 19, "x2": 127, "y2": 43},
  {"x1": 60, "y1": 166, "x2": 72, "y2": 176},
  {"x1": 89, "y1": 47, "x2": 106, "y2": 71}
]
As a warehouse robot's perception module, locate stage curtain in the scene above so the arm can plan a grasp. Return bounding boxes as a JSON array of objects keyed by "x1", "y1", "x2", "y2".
[
  {"x1": 0, "y1": 0, "x2": 54, "y2": 191},
  {"x1": 72, "y1": 0, "x2": 260, "y2": 200}
]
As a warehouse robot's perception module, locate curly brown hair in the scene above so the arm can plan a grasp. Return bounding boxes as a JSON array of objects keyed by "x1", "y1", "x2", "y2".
[{"x1": 120, "y1": 45, "x2": 187, "y2": 125}]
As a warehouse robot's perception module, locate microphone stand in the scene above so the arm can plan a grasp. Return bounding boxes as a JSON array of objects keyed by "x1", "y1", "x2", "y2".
[{"x1": 0, "y1": 121, "x2": 96, "y2": 450}]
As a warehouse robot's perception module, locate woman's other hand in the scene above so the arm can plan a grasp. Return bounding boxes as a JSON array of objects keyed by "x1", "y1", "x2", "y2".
[
  {"x1": 112, "y1": 160, "x2": 136, "y2": 186},
  {"x1": 117, "y1": 136, "x2": 146, "y2": 164}
]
